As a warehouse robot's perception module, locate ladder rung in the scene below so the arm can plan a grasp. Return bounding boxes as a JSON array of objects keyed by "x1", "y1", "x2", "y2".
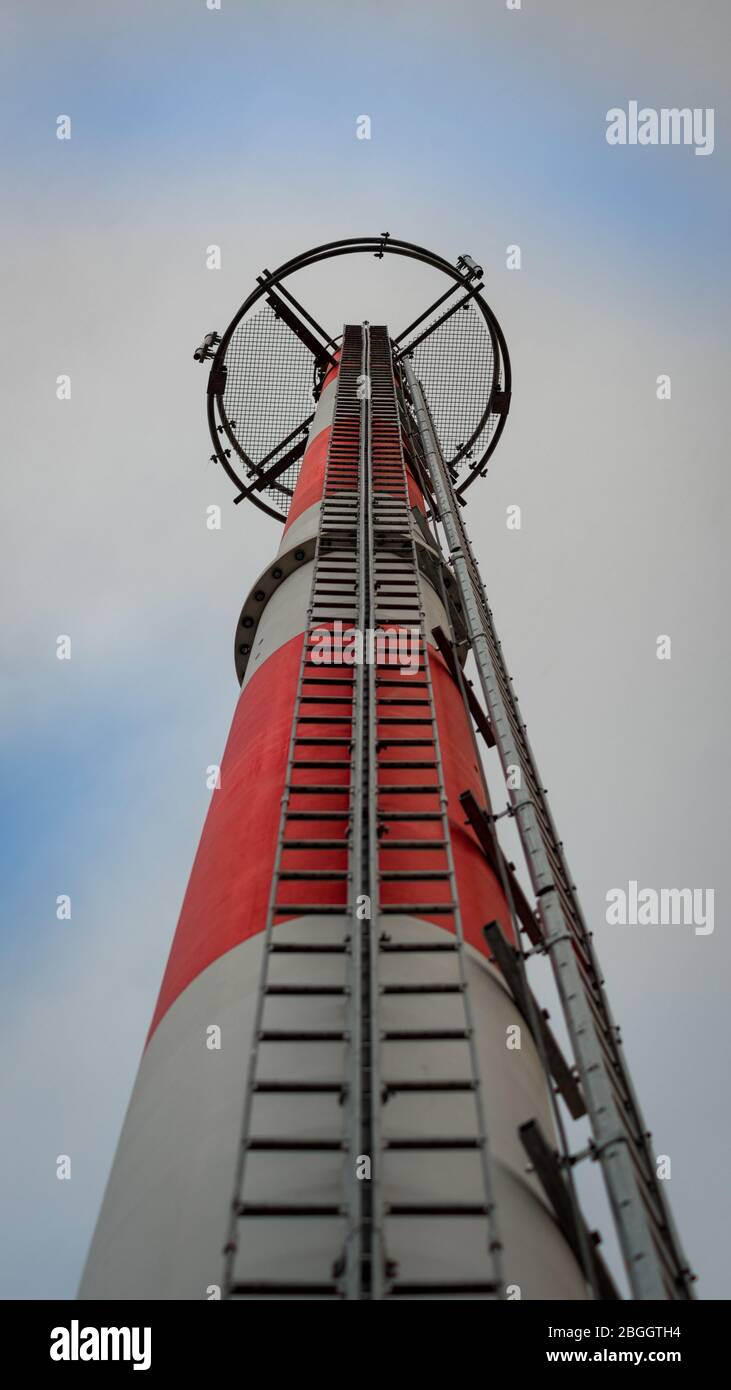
[
  {"x1": 388, "y1": 1281, "x2": 497, "y2": 1296},
  {"x1": 300, "y1": 722, "x2": 354, "y2": 733},
  {"x1": 378, "y1": 761, "x2": 437, "y2": 769},
  {"x1": 386, "y1": 1203, "x2": 488, "y2": 1216},
  {"x1": 310, "y1": 593, "x2": 357, "y2": 602},
  {"x1": 379, "y1": 941, "x2": 457, "y2": 952},
  {"x1": 380, "y1": 870, "x2": 450, "y2": 880},
  {"x1": 237, "y1": 1202, "x2": 344, "y2": 1217},
  {"x1": 382, "y1": 1029, "x2": 469, "y2": 1041},
  {"x1": 384, "y1": 1137, "x2": 481, "y2": 1149},
  {"x1": 273, "y1": 906, "x2": 348, "y2": 917},
  {"x1": 379, "y1": 839, "x2": 446, "y2": 849},
  {"x1": 285, "y1": 787, "x2": 350, "y2": 795},
  {"x1": 253, "y1": 1081, "x2": 345, "y2": 1094},
  {"x1": 230, "y1": 1281, "x2": 340, "y2": 1296},
  {"x1": 265, "y1": 984, "x2": 346, "y2": 994},
  {"x1": 291, "y1": 762, "x2": 352, "y2": 770},
  {"x1": 374, "y1": 594, "x2": 420, "y2": 603},
  {"x1": 310, "y1": 598, "x2": 358, "y2": 608},
  {"x1": 294, "y1": 737, "x2": 352, "y2": 745},
  {"x1": 278, "y1": 870, "x2": 348, "y2": 880},
  {"x1": 381, "y1": 983, "x2": 463, "y2": 995},
  {"x1": 378, "y1": 717, "x2": 433, "y2": 725},
  {"x1": 378, "y1": 812, "x2": 441, "y2": 821},
  {"x1": 283, "y1": 840, "x2": 349, "y2": 849},
  {"x1": 384, "y1": 1080, "x2": 474, "y2": 1094},
  {"x1": 376, "y1": 787, "x2": 441, "y2": 796},
  {"x1": 377, "y1": 699, "x2": 430, "y2": 706},
  {"x1": 373, "y1": 669, "x2": 427, "y2": 677},
  {"x1": 380, "y1": 904, "x2": 455, "y2": 914},
  {"x1": 269, "y1": 942, "x2": 348, "y2": 953},
  {"x1": 299, "y1": 698, "x2": 353, "y2": 705},
  {"x1": 247, "y1": 1138, "x2": 345, "y2": 1150},
  {"x1": 259, "y1": 1029, "x2": 346, "y2": 1042},
  {"x1": 378, "y1": 738, "x2": 434, "y2": 747},
  {"x1": 285, "y1": 811, "x2": 350, "y2": 820}
]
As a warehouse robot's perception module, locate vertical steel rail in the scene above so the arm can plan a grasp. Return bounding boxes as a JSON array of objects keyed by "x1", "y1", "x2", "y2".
[
  {"x1": 346, "y1": 323, "x2": 382, "y2": 1297},
  {"x1": 340, "y1": 323, "x2": 363, "y2": 1298}
]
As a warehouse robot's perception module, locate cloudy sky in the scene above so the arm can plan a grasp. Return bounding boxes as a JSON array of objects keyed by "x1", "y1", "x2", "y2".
[{"x1": 1, "y1": 0, "x2": 729, "y2": 1299}]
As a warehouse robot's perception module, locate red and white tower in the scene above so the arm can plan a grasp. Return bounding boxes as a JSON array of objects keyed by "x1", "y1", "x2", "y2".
[{"x1": 80, "y1": 238, "x2": 693, "y2": 1302}]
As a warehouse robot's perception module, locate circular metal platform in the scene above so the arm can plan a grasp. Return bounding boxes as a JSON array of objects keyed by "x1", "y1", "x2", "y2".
[{"x1": 196, "y1": 235, "x2": 511, "y2": 523}]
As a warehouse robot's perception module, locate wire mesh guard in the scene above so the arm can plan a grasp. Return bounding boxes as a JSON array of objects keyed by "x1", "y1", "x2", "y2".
[
  {"x1": 406, "y1": 301, "x2": 500, "y2": 475},
  {"x1": 221, "y1": 305, "x2": 316, "y2": 505}
]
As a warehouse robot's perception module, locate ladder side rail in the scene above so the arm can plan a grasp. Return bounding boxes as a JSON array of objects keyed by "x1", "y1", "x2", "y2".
[
  {"x1": 384, "y1": 338, "x2": 505, "y2": 1295},
  {"x1": 347, "y1": 323, "x2": 383, "y2": 1297}
]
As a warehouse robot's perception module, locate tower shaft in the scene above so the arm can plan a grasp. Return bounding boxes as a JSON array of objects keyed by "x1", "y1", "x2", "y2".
[{"x1": 80, "y1": 325, "x2": 588, "y2": 1300}]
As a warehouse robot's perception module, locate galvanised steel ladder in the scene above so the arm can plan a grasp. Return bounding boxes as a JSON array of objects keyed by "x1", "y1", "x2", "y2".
[
  {"x1": 403, "y1": 358, "x2": 695, "y2": 1301},
  {"x1": 223, "y1": 325, "x2": 364, "y2": 1299},
  {"x1": 223, "y1": 325, "x2": 504, "y2": 1300},
  {"x1": 368, "y1": 325, "x2": 504, "y2": 1299}
]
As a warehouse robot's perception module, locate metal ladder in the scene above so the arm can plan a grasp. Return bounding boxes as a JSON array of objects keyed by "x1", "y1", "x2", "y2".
[
  {"x1": 223, "y1": 325, "x2": 366, "y2": 1299},
  {"x1": 223, "y1": 324, "x2": 505, "y2": 1300},
  {"x1": 402, "y1": 359, "x2": 695, "y2": 1301},
  {"x1": 367, "y1": 325, "x2": 504, "y2": 1299}
]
